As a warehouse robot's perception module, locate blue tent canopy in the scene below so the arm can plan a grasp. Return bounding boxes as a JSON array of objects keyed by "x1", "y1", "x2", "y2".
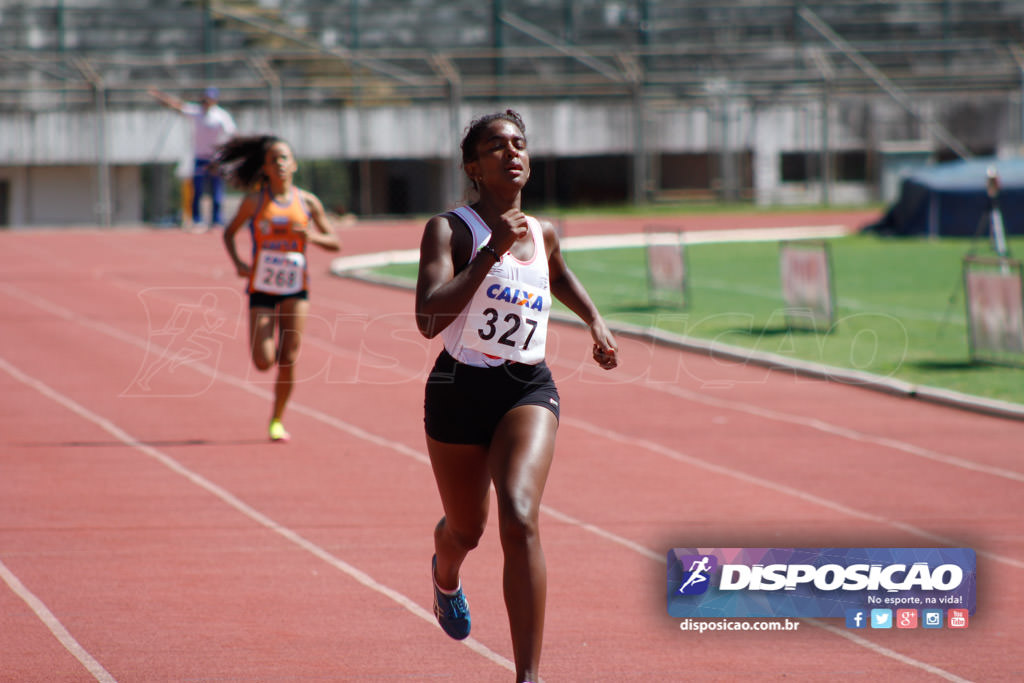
[{"x1": 867, "y1": 157, "x2": 1024, "y2": 238}]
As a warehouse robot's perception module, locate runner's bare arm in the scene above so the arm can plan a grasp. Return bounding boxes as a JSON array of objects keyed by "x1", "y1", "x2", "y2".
[
  {"x1": 544, "y1": 220, "x2": 618, "y2": 369},
  {"x1": 300, "y1": 190, "x2": 341, "y2": 252},
  {"x1": 415, "y1": 214, "x2": 494, "y2": 338},
  {"x1": 222, "y1": 194, "x2": 259, "y2": 278}
]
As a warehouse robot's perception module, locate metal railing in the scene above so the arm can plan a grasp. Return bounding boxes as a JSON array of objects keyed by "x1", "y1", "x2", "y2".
[{"x1": 0, "y1": 0, "x2": 1021, "y2": 111}]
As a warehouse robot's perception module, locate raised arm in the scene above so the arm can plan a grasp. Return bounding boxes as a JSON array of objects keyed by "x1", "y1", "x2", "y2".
[{"x1": 147, "y1": 88, "x2": 187, "y2": 114}]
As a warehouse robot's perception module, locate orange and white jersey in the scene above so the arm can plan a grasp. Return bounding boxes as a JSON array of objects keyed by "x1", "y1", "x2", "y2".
[{"x1": 248, "y1": 187, "x2": 311, "y2": 295}]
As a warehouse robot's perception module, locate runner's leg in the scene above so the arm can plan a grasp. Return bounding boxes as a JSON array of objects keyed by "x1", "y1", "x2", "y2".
[
  {"x1": 427, "y1": 437, "x2": 491, "y2": 591},
  {"x1": 271, "y1": 297, "x2": 308, "y2": 423},
  {"x1": 249, "y1": 305, "x2": 277, "y2": 372},
  {"x1": 489, "y1": 404, "x2": 558, "y2": 683}
]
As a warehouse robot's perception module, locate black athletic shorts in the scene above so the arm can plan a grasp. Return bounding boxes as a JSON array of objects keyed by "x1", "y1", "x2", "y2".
[
  {"x1": 248, "y1": 290, "x2": 309, "y2": 309},
  {"x1": 424, "y1": 349, "x2": 560, "y2": 445}
]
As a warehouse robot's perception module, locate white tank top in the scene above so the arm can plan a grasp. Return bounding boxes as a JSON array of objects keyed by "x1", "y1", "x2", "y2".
[{"x1": 441, "y1": 205, "x2": 551, "y2": 367}]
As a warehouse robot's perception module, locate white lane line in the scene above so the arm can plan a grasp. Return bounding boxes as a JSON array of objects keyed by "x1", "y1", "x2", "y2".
[
  {"x1": 538, "y1": 506, "x2": 663, "y2": 563},
  {"x1": 6, "y1": 279, "x2": 1021, "y2": 565},
  {"x1": 6, "y1": 279, "x2": 1021, "y2": 559},
  {"x1": 0, "y1": 355, "x2": 515, "y2": 677},
  {"x1": 327, "y1": 225, "x2": 852, "y2": 274},
  {"x1": 562, "y1": 414, "x2": 1024, "y2": 571},
  {"x1": 0, "y1": 281, "x2": 996, "y2": 680},
  {"x1": 0, "y1": 558, "x2": 118, "y2": 683},
  {"x1": 324, "y1": 251, "x2": 1024, "y2": 475},
  {"x1": 1, "y1": 352, "x2": 975, "y2": 683},
  {"x1": 802, "y1": 619, "x2": 973, "y2": 683},
  {"x1": 649, "y1": 382, "x2": 1024, "y2": 484}
]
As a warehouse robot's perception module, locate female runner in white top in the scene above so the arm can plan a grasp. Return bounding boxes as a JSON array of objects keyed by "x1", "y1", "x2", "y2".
[{"x1": 415, "y1": 110, "x2": 618, "y2": 683}]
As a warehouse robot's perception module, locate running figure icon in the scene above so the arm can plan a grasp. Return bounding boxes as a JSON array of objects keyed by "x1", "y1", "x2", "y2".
[{"x1": 678, "y1": 556, "x2": 713, "y2": 594}]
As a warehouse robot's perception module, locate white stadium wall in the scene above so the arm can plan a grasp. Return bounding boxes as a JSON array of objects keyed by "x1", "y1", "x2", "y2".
[{"x1": 0, "y1": 94, "x2": 1015, "y2": 226}]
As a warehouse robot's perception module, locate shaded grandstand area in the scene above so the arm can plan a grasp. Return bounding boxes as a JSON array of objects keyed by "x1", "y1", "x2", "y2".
[
  {"x1": 0, "y1": 2, "x2": 1022, "y2": 224},
  {"x1": 2, "y1": 1, "x2": 1022, "y2": 107}
]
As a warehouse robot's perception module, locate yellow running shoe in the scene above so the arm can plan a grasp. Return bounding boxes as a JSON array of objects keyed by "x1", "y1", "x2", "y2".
[{"x1": 268, "y1": 419, "x2": 290, "y2": 443}]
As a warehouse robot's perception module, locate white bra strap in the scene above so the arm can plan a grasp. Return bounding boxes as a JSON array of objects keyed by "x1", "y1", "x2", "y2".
[{"x1": 450, "y1": 205, "x2": 492, "y2": 253}]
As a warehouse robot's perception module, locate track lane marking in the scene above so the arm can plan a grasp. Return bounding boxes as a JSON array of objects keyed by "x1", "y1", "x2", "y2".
[
  {"x1": 646, "y1": 381, "x2": 1024, "y2": 484},
  {"x1": 0, "y1": 355, "x2": 515, "y2": 677},
  {"x1": 0, "y1": 558, "x2": 118, "y2": 683},
  {"x1": 4, "y1": 279, "x2": 1020, "y2": 563},
  {"x1": 2, "y1": 354, "x2": 977, "y2": 682},
  {"x1": 3, "y1": 281, "x2": 998, "y2": 679}
]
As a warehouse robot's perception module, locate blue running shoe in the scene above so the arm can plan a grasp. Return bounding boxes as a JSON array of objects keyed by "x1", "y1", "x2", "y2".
[{"x1": 432, "y1": 555, "x2": 470, "y2": 640}]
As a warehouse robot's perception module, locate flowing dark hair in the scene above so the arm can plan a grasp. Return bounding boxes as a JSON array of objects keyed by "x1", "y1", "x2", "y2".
[
  {"x1": 460, "y1": 109, "x2": 526, "y2": 184},
  {"x1": 215, "y1": 134, "x2": 283, "y2": 189}
]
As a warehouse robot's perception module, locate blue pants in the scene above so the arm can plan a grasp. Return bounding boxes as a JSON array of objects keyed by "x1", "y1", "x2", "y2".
[{"x1": 192, "y1": 158, "x2": 225, "y2": 226}]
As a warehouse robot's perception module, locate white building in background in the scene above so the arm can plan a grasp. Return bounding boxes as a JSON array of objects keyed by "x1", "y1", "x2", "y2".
[{"x1": 0, "y1": 0, "x2": 1021, "y2": 226}]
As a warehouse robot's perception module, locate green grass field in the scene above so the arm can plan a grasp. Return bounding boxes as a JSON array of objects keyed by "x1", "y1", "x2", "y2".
[{"x1": 377, "y1": 232, "x2": 1024, "y2": 406}]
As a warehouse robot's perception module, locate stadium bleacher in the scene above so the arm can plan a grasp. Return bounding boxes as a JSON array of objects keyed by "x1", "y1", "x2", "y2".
[{"x1": 0, "y1": 1, "x2": 1022, "y2": 224}]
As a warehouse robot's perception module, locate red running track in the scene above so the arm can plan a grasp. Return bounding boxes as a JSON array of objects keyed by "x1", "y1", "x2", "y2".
[{"x1": 1, "y1": 212, "x2": 1022, "y2": 682}]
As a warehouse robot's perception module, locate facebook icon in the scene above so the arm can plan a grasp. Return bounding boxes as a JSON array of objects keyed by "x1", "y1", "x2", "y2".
[{"x1": 845, "y1": 609, "x2": 867, "y2": 629}]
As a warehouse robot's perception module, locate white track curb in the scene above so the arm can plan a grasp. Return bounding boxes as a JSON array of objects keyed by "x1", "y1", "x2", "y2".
[{"x1": 329, "y1": 226, "x2": 1024, "y2": 422}]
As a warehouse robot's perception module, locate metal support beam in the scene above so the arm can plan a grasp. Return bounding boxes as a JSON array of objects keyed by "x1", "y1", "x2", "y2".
[
  {"x1": 808, "y1": 47, "x2": 834, "y2": 205},
  {"x1": 798, "y1": 5, "x2": 971, "y2": 160},
  {"x1": 633, "y1": 81, "x2": 648, "y2": 205},
  {"x1": 209, "y1": 1, "x2": 426, "y2": 87},
  {"x1": 74, "y1": 57, "x2": 111, "y2": 228},
  {"x1": 431, "y1": 55, "x2": 464, "y2": 206},
  {"x1": 248, "y1": 56, "x2": 283, "y2": 131},
  {"x1": 499, "y1": 11, "x2": 624, "y2": 82},
  {"x1": 1009, "y1": 44, "x2": 1024, "y2": 151}
]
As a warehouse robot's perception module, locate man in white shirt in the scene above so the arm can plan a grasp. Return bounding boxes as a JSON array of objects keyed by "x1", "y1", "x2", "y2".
[{"x1": 150, "y1": 86, "x2": 237, "y2": 231}]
